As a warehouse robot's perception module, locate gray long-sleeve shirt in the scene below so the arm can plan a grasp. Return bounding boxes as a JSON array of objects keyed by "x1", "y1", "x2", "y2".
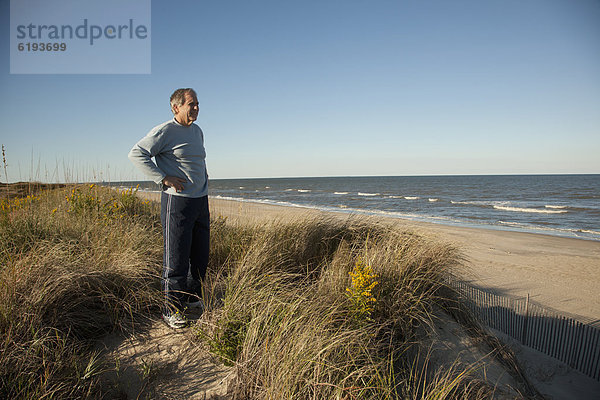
[{"x1": 128, "y1": 118, "x2": 208, "y2": 198}]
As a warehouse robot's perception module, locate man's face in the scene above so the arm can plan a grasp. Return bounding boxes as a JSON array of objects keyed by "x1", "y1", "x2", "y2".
[{"x1": 173, "y1": 92, "x2": 199, "y2": 126}]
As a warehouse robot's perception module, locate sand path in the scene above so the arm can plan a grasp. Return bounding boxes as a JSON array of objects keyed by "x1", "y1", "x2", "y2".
[{"x1": 99, "y1": 310, "x2": 234, "y2": 399}]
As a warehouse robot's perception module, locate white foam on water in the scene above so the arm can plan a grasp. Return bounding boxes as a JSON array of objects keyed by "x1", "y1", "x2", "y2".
[
  {"x1": 213, "y1": 195, "x2": 240, "y2": 202},
  {"x1": 358, "y1": 192, "x2": 379, "y2": 196},
  {"x1": 334, "y1": 192, "x2": 349, "y2": 195},
  {"x1": 404, "y1": 196, "x2": 420, "y2": 200},
  {"x1": 297, "y1": 189, "x2": 311, "y2": 193},
  {"x1": 498, "y1": 220, "x2": 521, "y2": 226},
  {"x1": 451, "y1": 200, "x2": 495, "y2": 206},
  {"x1": 428, "y1": 198, "x2": 439, "y2": 202},
  {"x1": 494, "y1": 205, "x2": 567, "y2": 214},
  {"x1": 451, "y1": 201, "x2": 571, "y2": 215}
]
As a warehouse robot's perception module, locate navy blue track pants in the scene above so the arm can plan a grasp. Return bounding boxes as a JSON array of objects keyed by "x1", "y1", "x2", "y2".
[{"x1": 160, "y1": 192, "x2": 210, "y2": 315}]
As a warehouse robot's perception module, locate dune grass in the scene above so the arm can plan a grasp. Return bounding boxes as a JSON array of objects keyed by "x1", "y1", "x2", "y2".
[
  {"x1": 0, "y1": 184, "x2": 530, "y2": 399},
  {"x1": 0, "y1": 184, "x2": 162, "y2": 399},
  {"x1": 195, "y1": 215, "x2": 517, "y2": 399}
]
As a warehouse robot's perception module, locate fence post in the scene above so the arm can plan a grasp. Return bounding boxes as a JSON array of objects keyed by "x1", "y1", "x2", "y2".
[{"x1": 521, "y1": 293, "x2": 530, "y2": 346}]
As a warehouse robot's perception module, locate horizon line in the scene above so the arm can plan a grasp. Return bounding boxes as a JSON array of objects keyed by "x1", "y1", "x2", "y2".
[{"x1": 3, "y1": 172, "x2": 599, "y2": 185}]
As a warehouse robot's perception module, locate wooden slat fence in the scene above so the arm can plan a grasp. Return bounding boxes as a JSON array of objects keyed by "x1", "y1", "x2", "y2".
[{"x1": 449, "y1": 280, "x2": 600, "y2": 381}]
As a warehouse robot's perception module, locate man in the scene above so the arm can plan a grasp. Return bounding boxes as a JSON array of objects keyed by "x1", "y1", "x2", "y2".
[{"x1": 128, "y1": 88, "x2": 209, "y2": 329}]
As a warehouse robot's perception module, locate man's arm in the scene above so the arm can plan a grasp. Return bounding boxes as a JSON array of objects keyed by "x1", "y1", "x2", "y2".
[
  {"x1": 128, "y1": 143, "x2": 166, "y2": 185},
  {"x1": 128, "y1": 131, "x2": 188, "y2": 192}
]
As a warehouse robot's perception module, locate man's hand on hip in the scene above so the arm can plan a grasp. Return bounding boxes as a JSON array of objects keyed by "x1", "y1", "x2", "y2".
[{"x1": 163, "y1": 176, "x2": 186, "y2": 192}]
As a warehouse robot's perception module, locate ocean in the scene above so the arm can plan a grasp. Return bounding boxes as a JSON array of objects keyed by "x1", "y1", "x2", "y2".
[{"x1": 115, "y1": 175, "x2": 600, "y2": 241}]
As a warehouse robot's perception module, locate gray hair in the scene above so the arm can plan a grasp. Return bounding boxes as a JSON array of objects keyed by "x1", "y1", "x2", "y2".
[{"x1": 170, "y1": 88, "x2": 197, "y2": 114}]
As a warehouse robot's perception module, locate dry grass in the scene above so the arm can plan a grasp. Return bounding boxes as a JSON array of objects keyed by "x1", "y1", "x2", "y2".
[
  {"x1": 195, "y1": 216, "x2": 526, "y2": 399},
  {"x1": 1, "y1": 184, "x2": 533, "y2": 399},
  {"x1": 0, "y1": 184, "x2": 162, "y2": 399}
]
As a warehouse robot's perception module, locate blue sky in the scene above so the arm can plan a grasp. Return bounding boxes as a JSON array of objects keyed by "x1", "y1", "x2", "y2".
[{"x1": 1, "y1": 0, "x2": 599, "y2": 181}]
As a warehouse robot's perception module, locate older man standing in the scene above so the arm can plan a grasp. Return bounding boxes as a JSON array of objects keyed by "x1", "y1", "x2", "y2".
[{"x1": 128, "y1": 88, "x2": 209, "y2": 329}]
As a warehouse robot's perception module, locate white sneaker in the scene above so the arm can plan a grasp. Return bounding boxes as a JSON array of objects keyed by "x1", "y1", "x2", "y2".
[{"x1": 162, "y1": 312, "x2": 187, "y2": 329}]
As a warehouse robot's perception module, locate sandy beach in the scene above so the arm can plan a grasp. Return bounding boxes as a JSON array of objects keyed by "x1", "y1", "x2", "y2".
[{"x1": 139, "y1": 193, "x2": 600, "y2": 323}]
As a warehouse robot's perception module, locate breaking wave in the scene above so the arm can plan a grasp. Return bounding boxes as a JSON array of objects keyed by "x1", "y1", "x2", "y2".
[{"x1": 493, "y1": 205, "x2": 567, "y2": 214}]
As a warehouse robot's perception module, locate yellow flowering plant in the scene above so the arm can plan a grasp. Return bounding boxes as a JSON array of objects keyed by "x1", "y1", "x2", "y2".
[
  {"x1": 64, "y1": 184, "x2": 146, "y2": 220},
  {"x1": 1, "y1": 194, "x2": 40, "y2": 224},
  {"x1": 346, "y1": 257, "x2": 379, "y2": 321}
]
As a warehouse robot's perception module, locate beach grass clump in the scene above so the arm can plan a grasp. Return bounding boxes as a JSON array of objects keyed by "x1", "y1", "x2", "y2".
[
  {"x1": 0, "y1": 184, "x2": 162, "y2": 399},
  {"x1": 196, "y1": 216, "x2": 495, "y2": 399}
]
